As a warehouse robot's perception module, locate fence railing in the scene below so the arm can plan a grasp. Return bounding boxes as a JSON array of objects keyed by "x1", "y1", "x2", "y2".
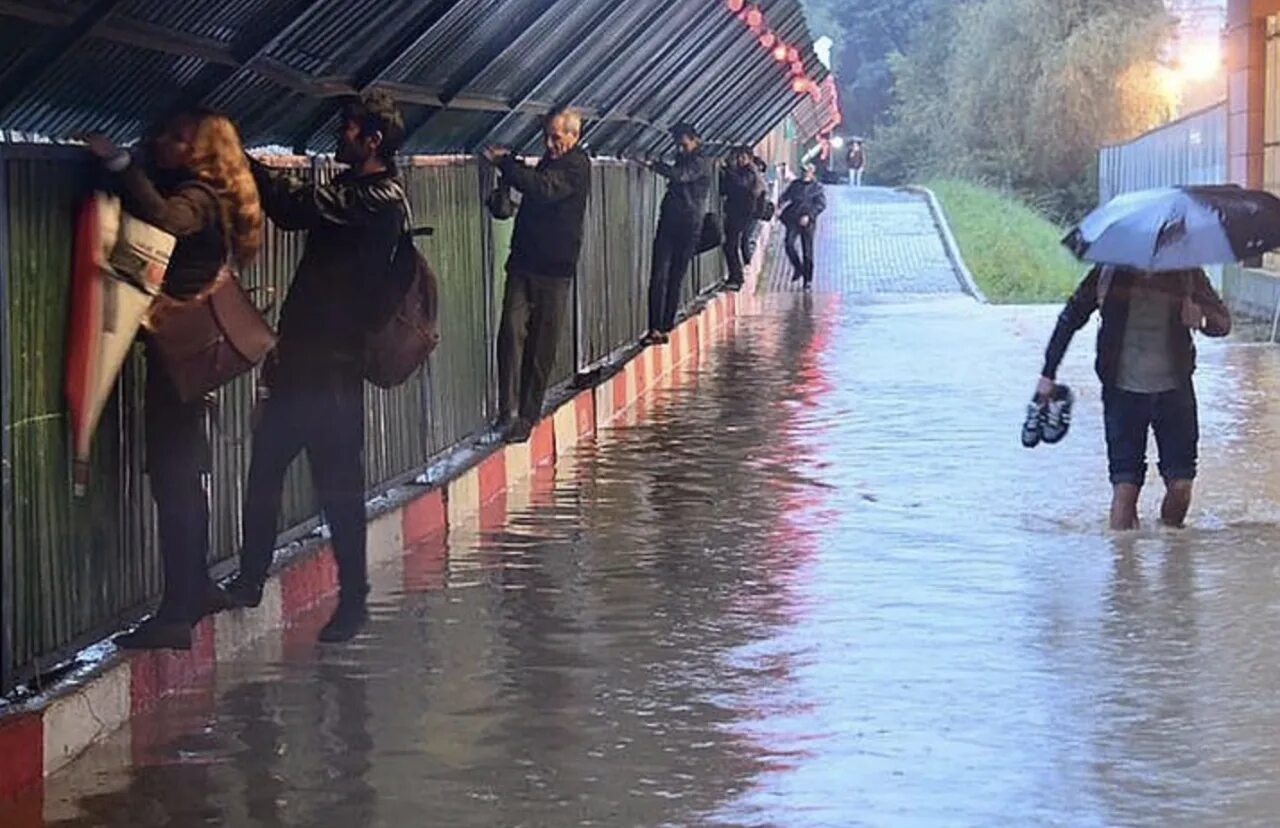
[
  {"x1": 1097, "y1": 102, "x2": 1227, "y2": 203},
  {"x1": 0, "y1": 147, "x2": 724, "y2": 695}
]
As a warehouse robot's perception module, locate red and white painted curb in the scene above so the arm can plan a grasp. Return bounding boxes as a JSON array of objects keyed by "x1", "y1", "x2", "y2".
[{"x1": 0, "y1": 285, "x2": 748, "y2": 802}]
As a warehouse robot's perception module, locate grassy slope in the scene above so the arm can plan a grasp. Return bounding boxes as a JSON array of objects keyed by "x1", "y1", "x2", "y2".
[{"x1": 926, "y1": 179, "x2": 1085, "y2": 304}]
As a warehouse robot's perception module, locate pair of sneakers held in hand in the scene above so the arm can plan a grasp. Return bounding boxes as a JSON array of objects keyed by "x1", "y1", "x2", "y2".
[{"x1": 1022, "y1": 382, "x2": 1074, "y2": 448}]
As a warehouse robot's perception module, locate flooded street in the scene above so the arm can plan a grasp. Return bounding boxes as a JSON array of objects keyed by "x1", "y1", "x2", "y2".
[{"x1": 17, "y1": 191, "x2": 1280, "y2": 827}]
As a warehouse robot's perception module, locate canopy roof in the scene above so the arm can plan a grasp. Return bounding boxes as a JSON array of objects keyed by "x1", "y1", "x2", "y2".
[{"x1": 0, "y1": 0, "x2": 832, "y2": 155}]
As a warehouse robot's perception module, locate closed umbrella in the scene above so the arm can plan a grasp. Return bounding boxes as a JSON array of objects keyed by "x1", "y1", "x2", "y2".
[
  {"x1": 65, "y1": 192, "x2": 172, "y2": 495},
  {"x1": 1062, "y1": 185, "x2": 1280, "y2": 270}
]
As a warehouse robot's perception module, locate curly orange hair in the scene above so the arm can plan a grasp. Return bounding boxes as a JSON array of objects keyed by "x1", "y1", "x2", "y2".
[{"x1": 187, "y1": 113, "x2": 262, "y2": 268}]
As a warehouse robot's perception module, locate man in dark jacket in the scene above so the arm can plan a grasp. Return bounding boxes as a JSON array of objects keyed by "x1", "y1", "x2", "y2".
[
  {"x1": 1037, "y1": 265, "x2": 1231, "y2": 530},
  {"x1": 644, "y1": 122, "x2": 713, "y2": 344},
  {"x1": 222, "y1": 92, "x2": 408, "y2": 643},
  {"x1": 779, "y1": 163, "x2": 826, "y2": 288},
  {"x1": 720, "y1": 145, "x2": 765, "y2": 291},
  {"x1": 482, "y1": 110, "x2": 592, "y2": 443}
]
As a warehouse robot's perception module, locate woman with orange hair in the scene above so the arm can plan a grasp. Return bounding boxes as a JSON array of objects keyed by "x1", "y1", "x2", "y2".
[{"x1": 84, "y1": 110, "x2": 263, "y2": 650}]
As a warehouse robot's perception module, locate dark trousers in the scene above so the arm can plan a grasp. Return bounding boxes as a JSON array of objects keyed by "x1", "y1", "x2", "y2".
[
  {"x1": 723, "y1": 214, "x2": 752, "y2": 286},
  {"x1": 648, "y1": 212, "x2": 699, "y2": 333},
  {"x1": 145, "y1": 352, "x2": 212, "y2": 625},
  {"x1": 238, "y1": 361, "x2": 368, "y2": 600},
  {"x1": 1103, "y1": 382, "x2": 1199, "y2": 486},
  {"x1": 496, "y1": 267, "x2": 572, "y2": 422},
  {"x1": 784, "y1": 220, "x2": 816, "y2": 283}
]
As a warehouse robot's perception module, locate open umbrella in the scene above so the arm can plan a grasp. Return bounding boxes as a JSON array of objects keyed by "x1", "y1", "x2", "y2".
[
  {"x1": 1062, "y1": 185, "x2": 1280, "y2": 270},
  {"x1": 65, "y1": 192, "x2": 172, "y2": 495}
]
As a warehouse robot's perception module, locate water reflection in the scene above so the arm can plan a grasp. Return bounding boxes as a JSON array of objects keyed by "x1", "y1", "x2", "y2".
[{"x1": 12, "y1": 297, "x2": 1280, "y2": 828}]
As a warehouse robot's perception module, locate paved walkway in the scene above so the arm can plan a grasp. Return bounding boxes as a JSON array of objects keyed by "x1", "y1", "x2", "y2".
[
  {"x1": 11, "y1": 184, "x2": 1280, "y2": 828},
  {"x1": 762, "y1": 186, "x2": 962, "y2": 295}
]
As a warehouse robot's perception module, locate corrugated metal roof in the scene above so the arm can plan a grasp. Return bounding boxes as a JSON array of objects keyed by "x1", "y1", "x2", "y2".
[{"x1": 0, "y1": 0, "x2": 828, "y2": 155}]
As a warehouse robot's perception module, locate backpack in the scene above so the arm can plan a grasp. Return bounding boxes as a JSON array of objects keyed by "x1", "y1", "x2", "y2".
[{"x1": 363, "y1": 218, "x2": 440, "y2": 389}]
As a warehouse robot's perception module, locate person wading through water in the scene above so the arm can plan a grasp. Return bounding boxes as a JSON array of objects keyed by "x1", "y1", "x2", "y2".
[
  {"x1": 1037, "y1": 265, "x2": 1230, "y2": 530},
  {"x1": 220, "y1": 92, "x2": 408, "y2": 643}
]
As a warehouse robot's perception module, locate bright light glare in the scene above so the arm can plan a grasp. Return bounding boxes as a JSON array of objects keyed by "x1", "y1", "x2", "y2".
[
  {"x1": 1177, "y1": 39, "x2": 1222, "y2": 83},
  {"x1": 829, "y1": 136, "x2": 845, "y2": 149}
]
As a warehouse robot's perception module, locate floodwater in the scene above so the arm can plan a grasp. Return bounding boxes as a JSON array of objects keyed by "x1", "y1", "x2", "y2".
[{"x1": 11, "y1": 279, "x2": 1280, "y2": 826}]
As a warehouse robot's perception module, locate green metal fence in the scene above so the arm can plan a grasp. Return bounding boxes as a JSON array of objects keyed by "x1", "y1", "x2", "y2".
[{"x1": 0, "y1": 146, "x2": 724, "y2": 694}]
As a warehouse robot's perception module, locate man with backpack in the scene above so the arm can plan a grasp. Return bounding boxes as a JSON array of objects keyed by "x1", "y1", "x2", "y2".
[
  {"x1": 220, "y1": 92, "x2": 408, "y2": 643},
  {"x1": 482, "y1": 109, "x2": 592, "y2": 444},
  {"x1": 1036, "y1": 265, "x2": 1230, "y2": 531}
]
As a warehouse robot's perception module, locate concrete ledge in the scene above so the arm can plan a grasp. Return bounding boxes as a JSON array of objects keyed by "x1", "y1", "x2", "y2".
[
  {"x1": 902, "y1": 185, "x2": 988, "y2": 303},
  {"x1": 1224, "y1": 264, "x2": 1280, "y2": 335},
  {"x1": 0, "y1": 283, "x2": 745, "y2": 799}
]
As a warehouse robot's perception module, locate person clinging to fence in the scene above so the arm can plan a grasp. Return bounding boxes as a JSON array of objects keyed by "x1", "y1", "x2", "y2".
[
  {"x1": 219, "y1": 92, "x2": 408, "y2": 644},
  {"x1": 779, "y1": 163, "x2": 826, "y2": 288},
  {"x1": 82, "y1": 109, "x2": 263, "y2": 650},
  {"x1": 720, "y1": 145, "x2": 765, "y2": 291},
  {"x1": 643, "y1": 121, "x2": 713, "y2": 345},
  {"x1": 481, "y1": 108, "x2": 592, "y2": 444},
  {"x1": 1036, "y1": 265, "x2": 1230, "y2": 531}
]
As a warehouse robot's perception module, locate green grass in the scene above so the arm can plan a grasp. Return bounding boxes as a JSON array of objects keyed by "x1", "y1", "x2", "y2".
[{"x1": 925, "y1": 179, "x2": 1085, "y2": 304}]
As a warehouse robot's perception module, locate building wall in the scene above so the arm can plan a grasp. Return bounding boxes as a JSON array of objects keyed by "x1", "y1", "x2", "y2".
[
  {"x1": 1225, "y1": 0, "x2": 1280, "y2": 323},
  {"x1": 1226, "y1": 0, "x2": 1279, "y2": 188}
]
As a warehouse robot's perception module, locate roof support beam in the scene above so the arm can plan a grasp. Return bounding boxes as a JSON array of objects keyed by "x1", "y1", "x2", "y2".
[
  {"x1": 0, "y1": 0, "x2": 125, "y2": 117},
  {"x1": 463, "y1": 0, "x2": 645, "y2": 149},
  {"x1": 580, "y1": 0, "x2": 720, "y2": 143},
  {"x1": 286, "y1": 1, "x2": 465, "y2": 152},
  {"x1": 180, "y1": 0, "x2": 327, "y2": 108}
]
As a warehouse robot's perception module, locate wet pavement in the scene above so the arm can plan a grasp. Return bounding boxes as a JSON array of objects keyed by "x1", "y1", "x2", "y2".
[{"x1": 11, "y1": 189, "x2": 1280, "y2": 827}]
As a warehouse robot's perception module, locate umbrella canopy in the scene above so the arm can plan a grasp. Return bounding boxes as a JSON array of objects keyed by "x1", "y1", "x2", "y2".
[
  {"x1": 65, "y1": 193, "x2": 171, "y2": 496},
  {"x1": 1063, "y1": 185, "x2": 1280, "y2": 270}
]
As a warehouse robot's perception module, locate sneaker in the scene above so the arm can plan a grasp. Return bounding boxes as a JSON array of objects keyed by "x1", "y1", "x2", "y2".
[
  {"x1": 1041, "y1": 384, "x2": 1074, "y2": 444},
  {"x1": 319, "y1": 600, "x2": 368, "y2": 643},
  {"x1": 1021, "y1": 399, "x2": 1045, "y2": 448},
  {"x1": 115, "y1": 619, "x2": 192, "y2": 651}
]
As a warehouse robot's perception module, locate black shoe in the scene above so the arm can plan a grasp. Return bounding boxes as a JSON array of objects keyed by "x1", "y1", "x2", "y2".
[
  {"x1": 1040, "y1": 384, "x2": 1075, "y2": 445},
  {"x1": 318, "y1": 600, "x2": 368, "y2": 643},
  {"x1": 506, "y1": 417, "x2": 534, "y2": 444},
  {"x1": 791, "y1": 270, "x2": 804, "y2": 283},
  {"x1": 221, "y1": 576, "x2": 265, "y2": 610},
  {"x1": 725, "y1": 281, "x2": 743, "y2": 292},
  {"x1": 657, "y1": 332, "x2": 671, "y2": 344},
  {"x1": 802, "y1": 281, "x2": 813, "y2": 292},
  {"x1": 641, "y1": 330, "x2": 663, "y2": 346},
  {"x1": 1020, "y1": 399, "x2": 1045, "y2": 449},
  {"x1": 115, "y1": 619, "x2": 192, "y2": 651}
]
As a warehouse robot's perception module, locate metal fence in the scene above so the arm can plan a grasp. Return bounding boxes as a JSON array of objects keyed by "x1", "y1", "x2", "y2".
[
  {"x1": 1097, "y1": 102, "x2": 1228, "y2": 203},
  {"x1": 0, "y1": 147, "x2": 725, "y2": 694}
]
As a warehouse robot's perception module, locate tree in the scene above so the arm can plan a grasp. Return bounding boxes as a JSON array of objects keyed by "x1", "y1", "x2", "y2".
[{"x1": 871, "y1": 0, "x2": 1174, "y2": 219}]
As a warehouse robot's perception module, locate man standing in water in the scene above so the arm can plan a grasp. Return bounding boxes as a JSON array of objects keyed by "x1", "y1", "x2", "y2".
[{"x1": 1037, "y1": 265, "x2": 1230, "y2": 530}]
